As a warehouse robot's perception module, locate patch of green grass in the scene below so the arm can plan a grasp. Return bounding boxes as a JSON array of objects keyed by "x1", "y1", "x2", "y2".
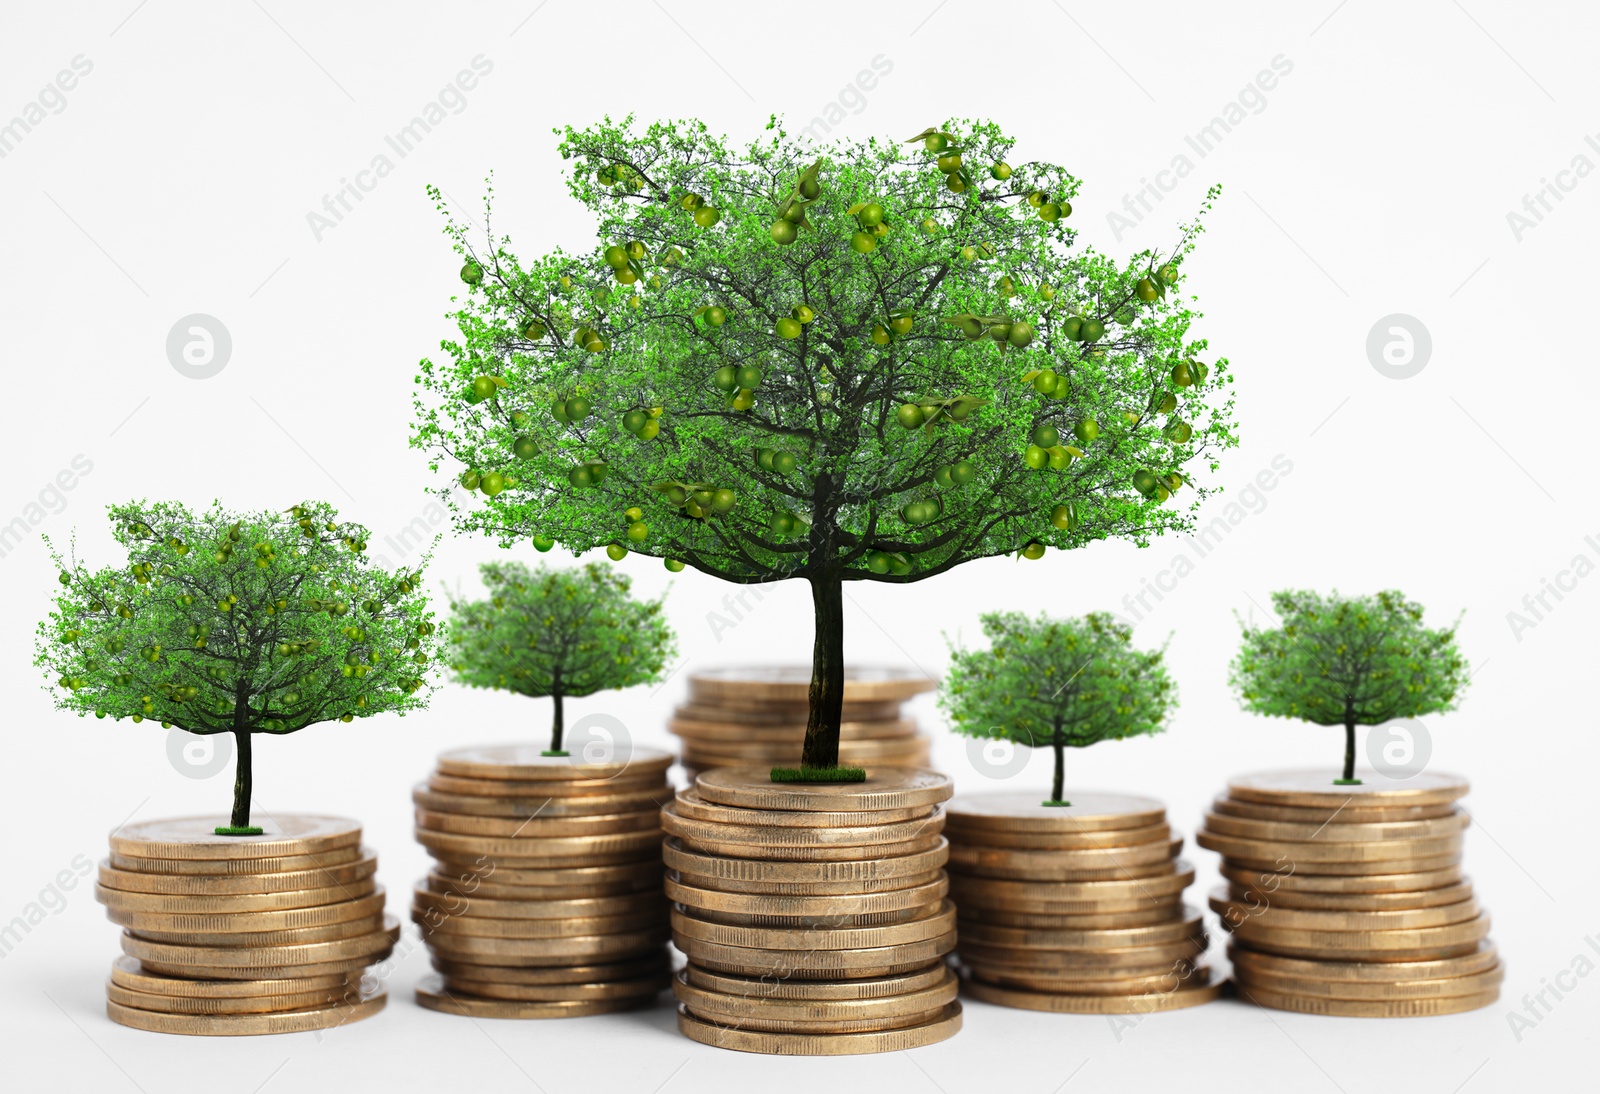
[
  {"x1": 213, "y1": 825, "x2": 265, "y2": 836},
  {"x1": 769, "y1": 765, "x2": 867, "y2": 783},
  {"x1": 1040, "y1": 799, "x2": 1073, "y2": 808},
  {"x1": 1332, "y1": 778, "x2": 1364, "y2": 786},
  {"x1": 541, "y1": 749, "x2": 571, "y2": 757}
]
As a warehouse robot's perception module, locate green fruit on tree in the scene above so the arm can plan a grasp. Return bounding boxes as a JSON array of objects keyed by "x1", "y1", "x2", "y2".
[
  {"x1": 1074, "y1": 419, "x2": 1100, "y2": 443},
  {"x1": 1158, "y1": 263, "x2": 1178, "y2": 284},
  {"x1": 925, "y1": 133, "x2": 948, "y2": 152},
  {"x1": 800, "y1": 176, "x2": 821, "y2": 199},
  {"x1": 850, "y1": 231, "x2": 877, "y2": 254},
  {"x1": 866, "y1": 551, "x2": 891, "y2": 574},
  {"x1": 625, "y1": 506, "x2": 644, "y2": 521},
  {"x1": 771, "y1": 513, "x2": 796, "y2": 536},
  {"x1": 637, "y1": 419, "x2": 660, "y2": 440},
  {"x1": 889, "y1": 315, "x2": 914, "y2": 336},
  {"x1": 626, "y1": 521, "x2": 649, "y2": 544},
  {"x1": 1165, "y1": 419, "x2": 1193, "y2": 443},
  {"x1": 936, "y1": 153, "x2": 962, "y2": 173},
  {"x1": 615, "y1": 266, "x2": 638, "y2": 285},
  {"x1": 1062, "y1": 316, "x2": 1083, "y2": 341},
  {"x1": 1135, "y1": 278, "x2": 1158, "y2": 302},
  {"x1": 920, "y1": 217, "x2": 938, "y2": 234},
  {"x1": 776, "y1": 317, "x2": 802, "y2": 339},
  {"x1": 951, "y1": 460, "x2": 978, "y2": 485},
  {"x1": 710, "y1": 488, "x2": 737, "y2": 514},
  {"x1": 990, "y1": 162, "x2": 1012, "y2": 180},
  {"x1": 1157, "y1": 391, "x2": 1178, "y2": 414},
  {"x1": 568, "y1": 466, "x2": 594, "y2": 489},
  {"x1": 1022, "y1": 541, "x2": 1047, "y2": 560},
  {"x1": 472, "y1": 376, "x2": 497, "y2": 400},
  {"x1": 693, "y1": 206, "x2": 720, "y2": 228},
  {"x1": 460, "y1": 261, "x2": 483, "y2": 285},
  {"x1": 604, "y1": 245, "x2": 629, "y2": 269},
  {"x1": 772, "y1": 451, "x2": 797, "y2": 474},
  {"x1": 713, "y1": 365, "x2": 739, "y2": 392},
  {"x1": 889, "y1": 553, "x2": 913, "y2": 576},
  {"x1": 565, "y1": 396, "x2": 591, "y2": 420},
  {"x1": 793, "y1": 304, "x2": 816, "y2": 324},
  {"x1": 871, "y1": 324, "x2": 891, "y2": 345},
  {"x1": 933, "y1": 465, "x2": 955, "y2": 490},
  {"x1": 731, "y1": 389, "x2": 755, "y2": 411},
  {"x1": 1031, "y1": 423, "x2": 1060, "y2": 449},
  {"x1": 1132, "y1": 469, "x2": 1160, "y2": 496},
  {"x1": 1023, "y1": 445, "x2": 1049, "y2": 470},
  {"x1": 858, "y1": 202, "x2": 885, "y2": 227},
  {"x1": 757, "y1": 448, "x2": 775, "y2": 471},
  {"x1": 1032, "y1": 369, "x2": 1058, "y2": 395},
  {"x1": 626, "y1": 240, "x2": 647, "y2": 261},
  {"x1": 735, "y1": 365, "x2": 763, "y2": 389},
  {"x1": 481, "y1": 472, "x2": 506, "y2": 497},
  {"x1": 1039, "y1": 202, "x2": 1061, "y2": 222},
  {"x1": 1050, "y1": 503, "x2": 1079, "y2": 531},
  {"x1": 1047, "y1": 446, "x2": 1072, "y2": 470},
  {"x1": 946, "y1": 174, "x2": 966, "y2": 194},
  {"x1": 1171, "y1": 361, "x2": 1194, "y2": 387},
  {"x1": 664, "y1": 558, "x2": 685, "y2": 572},
  {"x1": 622, "y1": 410, "x2": 648, "y2": 434},
  {"x1": 606, "y1": 544, "x2": 628, "y2": 561},
  {"x1": 705, "y1": 306, "x2": 728, "y2": 327},
  {"x1": 521, "y1": 319, "x2": 546, "y2": 339},
  {"x1": 1039, "y1": 282, "x2": 1056, "y2": 301},
  {"x1": 961, "y1": 245, "x2": 978, "y2": 262},
  {"x1": 1115, "y1": 305, "x2": 1135, "y2": 325},
  {"x1": 1008, "y1": 322, "x2": 1035, "y2": 348},
  {"x1": 771, "y1": 220, "x2": 798, "y2": 245},
  {"x1": 1080, "y1": 318, "x2": 1105, "y2": 342},
  {"x1": 511, "y1": 434, "x2": 537, "y2": 458}
]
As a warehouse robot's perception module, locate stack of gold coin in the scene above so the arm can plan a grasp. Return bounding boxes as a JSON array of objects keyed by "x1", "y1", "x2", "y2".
[
  {"x1": 944, "y1": 791, "x2": 1218, "y2": 1013},
  {"x1": 410, "y1": 744, "x2": 675, "y2": 1018},
  {"x1": 94, "y1": 815, "x2": 396, "y2": 1035},
  {"x1": 666, "y1": 766, "x2": 963, "y2": 1054},
  {"x1": 1198, "y1": 769, "x2": 1502, "y2": 1016},
  {"x1": 669, "y1": 667, "x2": 935, "y2": 779}
]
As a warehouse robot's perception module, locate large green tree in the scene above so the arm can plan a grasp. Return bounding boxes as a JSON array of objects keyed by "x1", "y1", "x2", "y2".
[
  {"x1": 412, "y1": 115, "x2": 1237, "y2": 775},
  {"x1": 1229, "y1": 590, "x2": 1468, "y2": 784},
  {"x1": 36, "y1": 501, "x2": 441, "y2": 832},
  {"x1": 941, "y1": 611, "x2": 1174, "y2": 804},
  {"x1": 445, "y1": 560, "x2": 675, "y2": 754}
]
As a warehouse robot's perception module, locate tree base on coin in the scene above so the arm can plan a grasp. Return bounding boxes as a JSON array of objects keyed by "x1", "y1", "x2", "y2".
[
  {"x1": 212, "y1": 825, "x2": 266, "y2": 836},
  {"x1": 1039, "y1": 800, "x2": 1073, "y2": 808},
  {"x1": 769, "y1": 766, "x2": 867, "y2": 784},
  {"x1": 1332, "y1": 778, "x2": 1364, "y2": 786},
  {"x1": 540, "y1": 750, "x2": 571, "y2": 758}
]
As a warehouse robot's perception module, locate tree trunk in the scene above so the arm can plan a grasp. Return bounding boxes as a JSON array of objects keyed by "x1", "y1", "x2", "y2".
[
  {"x1": 230, "y1": 728, "x2": 253, "y2": 829},
  {"x1": 1341, "y1": 696, "x2": 1358, "y2": 782},
  {"x1": 1051, "y1": 728, "x2": 1066, "y2": 804},
  {"x1": 801, "y1": 571, "x2": 845, "y2": 770},
  {"x1": 549, "y1": 691, "x2": 566, "y2": 753}
]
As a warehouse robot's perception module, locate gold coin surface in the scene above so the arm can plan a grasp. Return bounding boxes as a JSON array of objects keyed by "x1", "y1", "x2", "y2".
[
  {"x1": 136, "y1": 953, "x2": 386, "y2": 980},
  {"x1": 676, "y1": 1000, "x2": 961, "y2": 1055},
  {"x1": 1226, "y1": 770, "x2": 1470, "y2": 808},
  {"x1": 106, "y1": 981, "x2": 355, "y2": 1016},
  {"x1": 1228, "y1": 912, "x2": 1492, "y2": 956},
  {"x1": 1226, "y1": 941, "x2": 1500, "y2": 982},
  {"x1": 961, "y1": 960, "x2": 1208, "y2": 996},
  {"x1": 672, "y1": 788, "x2": 932, "y2": 828},
  {"x1": 957, "y1": 903, "x2": 1182, "y2": 930},
  {"x1": 96, "y1": 879, "x2": 375, "y2": 914},
  {"x1": 105, "y1": 889, "x2": 388, "y2": 934},
  {"x1": 945, "y1": 822, "x2": 1172, "y2": 851},
  {"x1": 430, "y1": 955, "x2": 669, "y2": 984},
  {"x1": 413, "y1": 885, "x2": 665, "y2": 920},
  {"x1": 1196, "y1": 830, "x2": 1462, "y2": 865},
  {"x1": 106, "y1": 846, "x2": 363, "y2": 876},
  {"x1": 414, "y1": 907, "x2": 663, "y2": 940},
  {"x1": 106, "y1": 983, "x2": 385, "y2": 1034},
  {"x1": 671, "y1": 901, "x2": 956, "y2": 951},
  {"x1": 1226, "y1": 880, "x2": 1476, "y2": 912},
  {"x1": 958, "y1": 937, "x2": 1207, "y2": 971},
  {"x1": 961, "y1": 976, "x2": 1222, "y2": 1013},
  {"x1": 1212, "y1": 797, "x2": 1460, "y2": 824},
  {"x1": 1235, "y1": 963, "x2": 1505, "y2": 1001},
  {"x1": 676, "y1": 833, "x2": 946, "y2": 864},
  {"x1": 957, "y1": 908, "x2": 1205, "y2": 951},
  {"x1": 663, "y1": 837, "x2": 948, "y2": 883},
  {"x1": 108, "y1": 954, "x2": 353, "y2": 997},
  {"x1": 443, "y1": 972, "x2": 672, "y2": 1002},
  {"x1": 662, "y1": 801, "x2": 944, "y2": 848},
  {"x1": 682, "y1": 962, "x2": 950, "y2": 1000},
  {"x1": 412, "y1": 785, "x2": 671, "y2": 818},
  {"x1": 435, "y1": 744, "x2": 674, "y2": 782},
  {"x1": 428, "y1": 858, "x2": 662, "y2": 890},
  {"x1": 667, "y1": 875, "x2": 947, "y2": 918},
  {"x1": 669, "y1": 867, "x2": 943, "y2": 899},
  {"x1": 1218, "y1": 863, "x2": 1465, "y2": 892},
  {"x1": 128, "y1": 913, "x2": 384, "y2": 948},
  {"x1": 424, "y1": 927, "x2": 670, "y2": 961},
  {"x1": 948, "y1": 864, "x2": 1194, "y2": 913},
  {"x1": 1202, "y1": 811, "x2": 1469, "y2": 843},
  {"x1": 1233, "y1": 983, "x2": 1499, "y2": 1017},
  {"x1": 948, "y1": 837, "x2": 1182, "y2": 877},
  {"x1": 673, "y1": 966, "x2": 958, "y2": 1021},
  {"x1": 98, "y1": 855, "x2": 377, "y2": 896},
  {"x1": 947, "y1": 792, "x2": 1166, "y2": 833},
  {"x1": 415, "y1": 974, "x2": 658, "y2": 1018},
  {"x1": 120, "y1": 916, "x2": 401, "y2": 968},
  {"x1": 415, "y1": 808, "x2": 661, "y2": 838},
  {"x1": 1210, "y1": 888, "x2": 1481, "y2": 932},
  {"x1": 688, "y1": 665, "x2": 935, "y2": 704},
  {"x1": 695, "y1": 766, "x2": 953, "y2": 812},
  {"x1": 677, "y1": 935, "x2": 956, "y2": 978},
  {"x1": 414, "y1": 826, "x2": 662, "y2": 862},
  {"x1": 429, "y1": 772, "x2": 666, "y2": 798},
  {"x1": 110, "y1": 816, "x2": 362, "y2": 860}
]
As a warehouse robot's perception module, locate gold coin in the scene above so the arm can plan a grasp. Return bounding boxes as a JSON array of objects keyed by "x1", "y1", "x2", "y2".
[
  {"x1": 120, "y1": 916, "x2": 401, "y2": 968},
  {"x1": 429, "y1": 772, "x2": 666, "y2": 798},
  {"x1": 675, "y1": 832, "x2": 946, "y2": 864},
  {"x1": 945, "y1": 821, "x2": 1172, "y2": 851},
  {"x1": 669, "y1": 867, "x2": 943, "y2": 898},
  {"x1": 962, "y1": 960, "x2": 1209, "y2": 996},
  {"x1": 695, "y1": 766, "x2": 953, "y2": 812},
  {"x1": 106, "y1": 981, "x2": 356, "y2": 1016},
  {"x1": 1233, "y1": 982, "x2": 1499, "y2": 1017},
  {"x1": 662, "y1": 801, "x2": 944, "y2": 848},
  {"x1": 682, "y1": 962, "x2": 949, "y2": 1000},
  {"x1": 676, "y1": 1005, "x2": 950, "y2": 1035},
  {"x1": 1226, "y1": 880, "x2": 1476, "y2": 912},
  {"x1": 688, "y1": 665, "x2": 935, "y2": 705},
  {"x1": 428, "y1": 858, "x2": 662, "y2": 891},
  {"x1": 442, "y1": 972, "x2": 672, "y2": 1001},
  {"x1": 672, "y1": 788, "x2": 932, "y2": 828},
  {"x1": 673, "y1": 966, "x2": 957, "y2": 1021},
  {"x1": 667, "y1": 875, "x2": 947, "y2": 918},
  {"x1": 962, "y1": 976, "x2": 1222, "y2": 1013},
  {"x1": 413, "y1": 884, "x2": 664, "y2": 920},
  {"x1": 424, "y1": 928, "x2": 670, "y2": 961},
  {"x1": 675, "y1": 698, "x2": 904, "y2": 724},
  {"x1": 128, "y1": 913, "x2": 385, "y2": 947},
  {"x1": 947, "y1": 792, "x2": 1166, "y2": 833},
  {"x1": 106, "y1": 983, "x2": 385, "y2": 1034},
  {"x1": 957, "y1": 908, "x2": 1205, "y2": 951},
  {"x1": 108, "y1": 954, "x2": 353, "y2": 997},
  {"x1": 686, "y1": 902, "x2": 942, "y2": 930},
  {"x1": 430, "y1": 955, "x2": 670, "y2": 984},
  {"x1": 948, "y1": 864, "x2": 1194, "y2": 913},
  {"x1": 671, "y1": 902, "x2": 954, "y2": 950},
  {"x1": 676, "y1": 1000, "x2": 961, "y2": 1054},
  {"x1": 106, "y1": 846, "x2": 363, "y2": 876},
  {"x1": 415, "y1": 826, "x2": 662, "y2": 862},
  {"x1": 677, "y1": 935, "x2": 956, "y2": 978},
  {"x1": 958, "y1": 936, "x2": 1208, "y2": 971},
  {"x1": 110, "y1": 815, "x2": 362, "y2": 860},
  {"x1": 663, "y1": 837, "x2": 947, "y2": 883},
  {"x1": 948, "y1": 837, "x2": 1182, "y2": 878},
  {"x1": 137, "y1": 952, "x2": 387, "y2": 980},
  {"x1": 1202, "y1": 811, "x2": 1468, "y2": 843},
  {"x1": 670, "y1": 716, "x2": 919, "y2": 742},
  {"x1": 1227, "y1": 912, "x2": 1492, "y2": 956},
  {"x1": 414, "y1": 907, "x2": 664, "y2": 940},
  {"x1": 1226, "y1": 770, "x2": 1470, "y2": 808},
  {"x1": 425, "y1": 871, "x2": 661, "y2": 904},
  {"x1": 97, "y1": 855, "x2": 377, "y2": 896},
  {"x1": 949, "y1": 857, "x2": 1180, "y2": 883},
  {"x1": 1221, "y1": 854, "x2": 1466, "y2": 878},
  {"x1": 1217, "y1": 862, "x2": 1465, "y2": 892},
  {"x1": 1235, "y1": 963, "x2": 1505, "y2": 1001},
  {"x1": 1196, "y1": 830, "x2": 1462, "y2": 865},
  {"x1": 1212, "y1": 797, "x2": 1460, "y2": 824},
  {"x1": 415, "y1": 808, "x2": 661, "y2": 838},
  {"x1": 957, "y1": 902, "x2": 1183, "y2": 930},
  {"x1": 105, "y1": 888, "x2": 388, "y2": 934},
  {"x1": 412, "y1": 784, "x2": 671, "y2": 818},
  {"x1": 1226, "y1": 940, "x2": 1500, "y2": 981},
  {"x1": 435, "y1": 743, "x2": 674, "y2": 782},
  {"x1": 1210, "y1": 888, "x2": 1481, "y2": 932},
  {"x1": 96, "y1": 878, "x2": 375, "y2": 914}
]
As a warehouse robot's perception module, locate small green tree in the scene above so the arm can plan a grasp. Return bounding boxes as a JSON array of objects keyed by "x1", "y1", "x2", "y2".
[
  {"x1": 941, "y1": 611, "x2": 1174, "y2": 805},
  {"x1": 36, "y1": 500, "x2": 441, "y2": 833},
  {"x1": 413, "y1": 115, "x2": 1238, "y2": 777},
  {"x1": 445, "y1": 560, "x2": 675, "y2": 754},
  {"x1": 1229, "y1": 590, "x2": 1468, "y2": 784}
]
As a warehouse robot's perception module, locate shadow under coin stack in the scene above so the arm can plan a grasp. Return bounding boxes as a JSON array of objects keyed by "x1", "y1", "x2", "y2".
[
  {"x1": 1199, "y1": 770, "x2": 1501, "y2": 1016},
  {"x1": 95, "y1": 816, "x2": 395, "y2": 1035},
  {"x1": 665, "y1": 767, "x2": 962, "y2": 1055},
  {"x1": 411, "y1": 745, "x2": 675, "y2": 1017},
  {"x1": 669, "y1": 667, "x2": 934, "y2": 780},
  {"x1": 946, "y1": 791, "x2": 1218, "y2": 1013}
]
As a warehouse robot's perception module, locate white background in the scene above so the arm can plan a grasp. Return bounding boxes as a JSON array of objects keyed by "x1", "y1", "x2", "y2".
[{"x1": 1, "y1": 2, "x2": 1593, "y2": 1091}]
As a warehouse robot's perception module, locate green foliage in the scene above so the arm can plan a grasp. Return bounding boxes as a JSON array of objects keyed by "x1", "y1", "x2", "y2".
[
  {"x1": 35, "y1": 500, "x2": 440, "y2": 735},
  {"x1": 1230, "y1": 589, "x2": 1468, "y2": 728},
  {"x1": 769, "y1": 765, "x2": 867, "y2": 783},
  {"x1": 412, "y1": 115, "x2": 1238, "y2": 583},
  {"x1": 445, "y1": 560, "x2": 675, "y2": 703},
  {"x1": 941, "y1": 610, "x2": 1175, "y2": 750}
]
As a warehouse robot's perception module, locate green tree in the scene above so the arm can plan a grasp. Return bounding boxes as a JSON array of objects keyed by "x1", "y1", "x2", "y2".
[
  {"x1": 445, "y1": 560, "x2": 675, "y2": 754},
  {"x1": 1229, "y1": 590, "x2": 1468, "y2": 784},
  {"x1": 412, "y1": 115, "x2": 1238, "y2": 776},
  {"x1": 941, "y1": 611, "x2": 1174, "y2": 804},
  {"x1": 36, "y1": 501, "x2": 441, "y2": 833}
]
